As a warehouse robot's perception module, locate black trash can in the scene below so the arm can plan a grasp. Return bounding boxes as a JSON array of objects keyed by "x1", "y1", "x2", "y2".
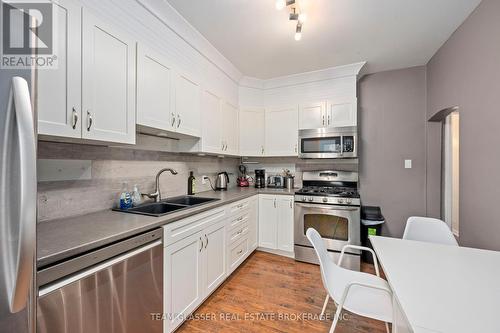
[{"x1": 360, "y1": 206, "x2": 385, "y2": 264}]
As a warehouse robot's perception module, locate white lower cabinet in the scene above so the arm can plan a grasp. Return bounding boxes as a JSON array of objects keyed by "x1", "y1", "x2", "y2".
[
  {"x1": 164, "y1": 230, "x2": 204, "y2": 333},
  {"x1": 164, "y1": 195, "x2": 291, "y2": 332},
  {"x1": 203, "y1": 221, "x2": 227, "y2": 295},
  {"x1": 163, "y1": 209, "x2": 226, "y2": 333},
  {"x1": 258, "y1": 194, "x2": 294, "y2": 252},
  {"x1": 248, "y1": 196, "x2": 259, "y2": 250}
]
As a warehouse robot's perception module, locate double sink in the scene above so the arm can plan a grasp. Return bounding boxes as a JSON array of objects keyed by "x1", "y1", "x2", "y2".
[{"x1": 116, "y1": 196, "x2": 219, "y2": 217}]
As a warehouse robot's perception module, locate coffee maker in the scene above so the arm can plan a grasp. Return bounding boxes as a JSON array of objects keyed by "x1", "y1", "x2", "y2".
[{"x1": 254, "y1": 169, "x2": 265, "y2": 188}]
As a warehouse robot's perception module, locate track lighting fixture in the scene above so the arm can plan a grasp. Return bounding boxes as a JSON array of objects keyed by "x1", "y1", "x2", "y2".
[{"x1": 275, "y1": 0, "x2": 307, "y2": 41}]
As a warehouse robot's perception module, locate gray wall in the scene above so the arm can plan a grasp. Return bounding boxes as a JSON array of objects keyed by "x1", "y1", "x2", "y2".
[
  {"x1": 358, "y1": 67, "x2": 428, "y2": 237},
  {"x1": 37, "y1": 141, "x2": 240, "y2": 222},
  {"x1": 426, "y1": 0, "x2": 500, "y2": 250}
]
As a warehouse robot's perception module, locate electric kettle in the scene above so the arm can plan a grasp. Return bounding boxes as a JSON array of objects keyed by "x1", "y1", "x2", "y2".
[{"x1": 215, "y1": 172, "x2": 229, "y2": 191}]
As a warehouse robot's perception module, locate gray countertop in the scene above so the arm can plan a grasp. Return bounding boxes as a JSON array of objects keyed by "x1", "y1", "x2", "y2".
[{"x1": 37, "y1": 187, "x2": 296, "y2": 268}]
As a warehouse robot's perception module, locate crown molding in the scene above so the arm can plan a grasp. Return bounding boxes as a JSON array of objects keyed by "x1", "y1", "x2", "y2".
[{"x1": 240, "y1": 62, "x2": 367, "y2": 90}]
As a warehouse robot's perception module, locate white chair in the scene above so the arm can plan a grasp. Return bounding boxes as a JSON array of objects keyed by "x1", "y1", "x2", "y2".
[
  {"x1": 403, "y1": 217, "x2": 458, "y2": 246},
  {"x1": 306, "y1": 228, "x2": 393, "y2": 333}
]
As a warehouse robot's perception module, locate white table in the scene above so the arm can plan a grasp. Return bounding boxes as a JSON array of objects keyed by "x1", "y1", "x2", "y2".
[{"x1": 369, "y1": 236, "x2": 500, "y2": 333}]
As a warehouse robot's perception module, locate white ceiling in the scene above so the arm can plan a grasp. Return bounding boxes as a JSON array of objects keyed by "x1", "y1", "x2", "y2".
[{"x1": 166, "y1": 0, "x2": 481, "y2": 79}]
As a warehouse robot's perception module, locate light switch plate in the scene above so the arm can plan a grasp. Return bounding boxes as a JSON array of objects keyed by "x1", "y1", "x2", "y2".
[{"x1": 404, "y1": 159, "x2": 412, "y2": 169}]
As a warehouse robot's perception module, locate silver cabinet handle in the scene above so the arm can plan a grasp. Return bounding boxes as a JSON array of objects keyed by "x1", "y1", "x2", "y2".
[
  {"x1": 237, "y1": 249, "x2": 243, "y2": 255},
  {"x1": 237, "y1": 229, "x2": 243, "y2": 235},
  {"x1": 261, "y1": 146, "x2": 264, "y2": 155},
  {"x1": 177, "y1": 115, "x2": 181, "y2": 128},
  {"x1": 322, "y1": 114, "x2": 325, "y2": 126},
  {"x1": 5, "y1": 77, "x2": 36, "y2": 312},
  {"x1": 221, "y1": 142, "x2": 225, "y2": 151},
  {"x1": 199, "y1": 237, "x2": 203, "y2": 252},
  {"x1": 171, "y1": 113, "x2": 175, "y2": 127},
  {"x1": 87, "y1": 111, "x2": 93, "y2": 131},
  {"x1": 290, "y1": 200, "x2": 292, "y2": 209},
  {"x1": 327, "y1": 114, "x2": 331, "y2": 125},
  {"x1": 274, "y1": 199, "x2": 277, "y2": 208},
  {"x1": 205, "y1": 234, "x2": 208, "y2": 249},
  {"x1": 71, "y1": 107, "x2": 78, "y2": 129}
]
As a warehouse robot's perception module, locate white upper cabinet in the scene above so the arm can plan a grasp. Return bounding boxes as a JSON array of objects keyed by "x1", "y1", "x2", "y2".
[
  {"x1": 265, "y1": 105, "x2": 299, "y2": 156},
  {"x1": 81, "y1": 9, "x2": 136, "y2": 144},
  {"x1": 299, "y1": 98, "x2": 357, "y2": 129},
  {"x1": 327, "y1": 98, "x2": 357, "y2": 128},
  {"x1": 201, "y1": 90, "x2": 222, "y2": 153},
  {"x1": 174, "y1": 73, "x2": 201, "y2": 137},
  {"x1": 38, "y1": 0, "x2": 81, "y2": 138},
  {"x1": 221, "y1": 102, "x2": 239, "y2": 155},
  {"x1": 239, "y1": 108, "x2": 265, "y2": 156},
  {"x1": 136, "y1": 44, "x2": 173, "y2": 131},
  {"x1": 298, "y1": 101, "x2": 327, "y2": 130}
]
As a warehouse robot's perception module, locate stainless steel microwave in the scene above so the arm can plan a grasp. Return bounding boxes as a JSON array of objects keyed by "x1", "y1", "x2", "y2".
[{"x1": 298, "y1": 126, "x2": 357, "y2": 159}]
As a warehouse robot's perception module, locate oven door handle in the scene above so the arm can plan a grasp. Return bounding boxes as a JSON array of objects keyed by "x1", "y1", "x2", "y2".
[{"x1": 295, "y1": 202, "x2": 358, "y2": 211}]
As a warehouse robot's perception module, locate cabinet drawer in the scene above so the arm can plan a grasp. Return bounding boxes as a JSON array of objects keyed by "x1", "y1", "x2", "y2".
[
  {"x1": 227, "y1": 212, "x2": 249, "y2": 231},
  {"x1": 230, "y1": 237, "x2": 248, "y2": 269},
  {"x1": 228, "y1": 222, "x2": 248, "y2": 245},
  {"x1": 228, "y1": 198, "x2": 250, "y2": 215},
  {"x1": 163, "y1": 208, "x2": 225, "y2": 246}
]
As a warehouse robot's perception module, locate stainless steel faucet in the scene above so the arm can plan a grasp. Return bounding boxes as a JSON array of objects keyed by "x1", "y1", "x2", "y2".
[{"x1": 143, "y1": 168, "x2": 178, "y2": 202}]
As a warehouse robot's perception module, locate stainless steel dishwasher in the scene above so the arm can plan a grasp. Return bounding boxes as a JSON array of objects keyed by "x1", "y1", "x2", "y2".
[{"x1": 36, "y1": 229, "x2": 163, "y2": 333}]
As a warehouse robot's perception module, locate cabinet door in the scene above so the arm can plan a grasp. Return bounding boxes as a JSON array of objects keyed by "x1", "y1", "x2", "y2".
[
  {"x1": 201, "y1": 90, "x2": 222, "y2": 153},
  {"x1": 248, "y1": 197, "x2": 259, "y2": 250},
  {"x1": 38, "y1": 0, "x2": 81, "y2": 138},
  {"x1": 298, "y1": 101, "x2": 326, "y2": 130},
  {"x1": 136, "y1": 44, "x2": 173, "y2": 131},
  {"x1": 174, "y1": 73, "x2": 201, "y2": 137},
  {"x1": 82, "y1": 10, "x2": 136, "y2": 144},
  {"x1": 277, "y1": 196, "x2": 294, "y2": 252},
  {"x1": 203, "y1": 221, "x2": 227, "y2": 295},
  {"x1": 258, "y1": 195, "x2": 278, "y2": 249},
  {"x1": 239, "y1": 108, "x2": 265, "y2": 156},
  {"x1": 265, "y1": 106, "x2": 299, "y2": 156},
  {"x1": 222, "y1": 101, "x2": 239, "y2": 155},
  {"x1": 164, "y1": 231, "x2": 204, "y2": 333},
  {"x1": 327, "y1": 98, "x2": 357, "y2": 127}
]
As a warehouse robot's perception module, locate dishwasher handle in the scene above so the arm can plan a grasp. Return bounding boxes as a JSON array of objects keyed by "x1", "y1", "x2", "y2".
[{"x1": 39, "y1": 240, "x2": 162, "y2": 297}]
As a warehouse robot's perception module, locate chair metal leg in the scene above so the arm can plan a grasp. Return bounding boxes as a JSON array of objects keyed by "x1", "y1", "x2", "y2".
[
  {"x1": 385, "y1": 322, "x2": 391, "y2": 333},
  {"x1": 320, "y1": 294, "x2": 329, "y2": 319},
  {"x1": 329, "y1": 302, "x2": 343, "y2": 333}
]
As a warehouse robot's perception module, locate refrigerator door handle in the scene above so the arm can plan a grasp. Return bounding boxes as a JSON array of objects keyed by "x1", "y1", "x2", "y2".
[{"x1": 2, "y1": 77, "x2": 37, "y2": 313}]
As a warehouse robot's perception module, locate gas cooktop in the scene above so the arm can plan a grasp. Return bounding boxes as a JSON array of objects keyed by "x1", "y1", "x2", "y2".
[{"x1": 295, "y1": 186, "x2": 360, "y2": 198}]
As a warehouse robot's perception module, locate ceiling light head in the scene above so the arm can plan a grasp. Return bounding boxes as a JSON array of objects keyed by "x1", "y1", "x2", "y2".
[
  {"x1": 275, "y1": 0, "x2": 286, "y2": 10},
  {"x1": 295, "y1": 23, "x2": 302, "y2": 41}
]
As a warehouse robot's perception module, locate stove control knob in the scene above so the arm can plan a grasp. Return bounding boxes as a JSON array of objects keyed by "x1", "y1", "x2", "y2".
[
  {"x1": 322, "y1": 197, "x2": 328, "y2": 203},
  {"x1": 338, "y1": 198, "x2": 345, "y2": 204},
  {"x1": 346, "y1": 198, "x2": 352, "y2": 204},
  {"x1": 308, "y1": 197, "x2": 314, "y2": 202}
]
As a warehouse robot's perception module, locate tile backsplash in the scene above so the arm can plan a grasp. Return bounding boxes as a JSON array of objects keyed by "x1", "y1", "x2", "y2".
[{"x1": 37, "y1": 141, "x2": 240, "y2": 222}]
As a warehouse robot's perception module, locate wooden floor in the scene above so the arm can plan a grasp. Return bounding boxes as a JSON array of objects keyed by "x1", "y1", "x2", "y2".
[{"x1": 177, "y1": 251, "x2": 387, "y2": 333}]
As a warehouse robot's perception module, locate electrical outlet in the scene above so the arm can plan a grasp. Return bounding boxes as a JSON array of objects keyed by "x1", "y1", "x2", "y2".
[
  {"x1": 202, "y1": 175, "x2": 209, "y2": 185},
  {"x1": 405, "y1": 159, "x2": 412, "y2": 169}
]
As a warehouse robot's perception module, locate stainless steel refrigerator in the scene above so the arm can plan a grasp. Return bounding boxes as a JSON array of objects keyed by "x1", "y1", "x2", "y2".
[{"x1": 0, "y1": 67, "x2": 37, "y2": 332}]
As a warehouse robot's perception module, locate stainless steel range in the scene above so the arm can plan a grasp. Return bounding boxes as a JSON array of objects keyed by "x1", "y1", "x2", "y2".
[{"x1": 294, "y1": 171, "x2": 361, "y2": 270}]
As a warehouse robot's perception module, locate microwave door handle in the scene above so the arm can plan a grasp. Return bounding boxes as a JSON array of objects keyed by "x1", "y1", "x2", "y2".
[
  {"x1": 2, "y1": 77, "x2": 37, "y2": 313},
  {"x1": 340, "y1": 136, "x2": 344, "y2": 156}
]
